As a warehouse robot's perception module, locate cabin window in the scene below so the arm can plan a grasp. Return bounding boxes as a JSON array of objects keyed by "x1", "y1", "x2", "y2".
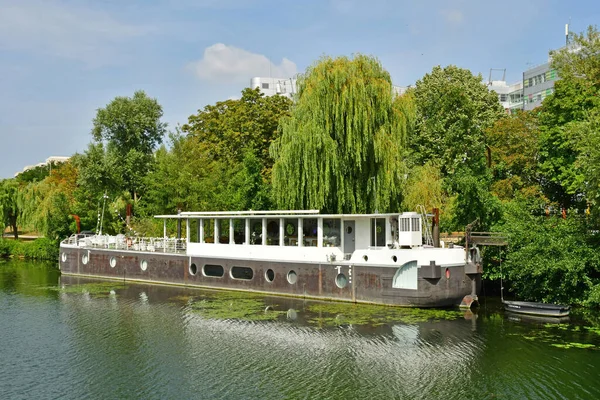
[
  {"x1": 411, "y1": 217, "x2": 420, "y2": 232},
  {"x1": 233, "y1": 219, "x2": 245, "y2": 244},
  {"x1": 267, "y1": 219, "x2": 279, "y2": 245},
  {"x1": 400, "y1": 218, "x2": 410, "y2": 232},
  {"x1": 322, "y1": 219, "x2": 341, "y2": 247},
  {"x1": 370, "y1": 218, "x2": 386, "y2": 247},
  {"x1": 189, "y1": 219, "x2": 199, "y2": 243},
  {"x1": 218, "y1": 219, "x2": 230, "y2": 243},
  {"x1": 109, "y1": 257, "x2": 117, "y2": 268},
  {"x1": 203, "y1": 219, "x2": 215, "y2": 243},
  {"x1": 231, "y1": 266, "x2": 254, "y2": 280},
  {"x1": 392, "y1": 261, "x2": 418, "y2": 290},
  {"x1": 140, "y1": 259, "x2": 148, "y2": 271},
  {"x1": 284, "y1": 219, "x2": 298, "y2": 246},
  {"x1": 250, "y1": 219, "x2": 262, "y2": 245},
  {"x1": 82, "y1": 254, "x2": 88, "y2": 265},
  {"x1": 203, "y1": 264, "x2": 224, "y2": 277},
  {"x1": 302, "y1": 218, "x2": 318, "y2": 247}
]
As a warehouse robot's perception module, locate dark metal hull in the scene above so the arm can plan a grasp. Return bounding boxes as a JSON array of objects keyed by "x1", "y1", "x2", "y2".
[
  {"x1": 59, "y1": 246, "x2": 480, "y2": 307},
  {"x1": 503, "y1": 300, "x2": 570, "y2": 317}
]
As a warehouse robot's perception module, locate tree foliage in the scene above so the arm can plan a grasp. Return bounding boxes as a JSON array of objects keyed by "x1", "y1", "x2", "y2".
[
  {"x1": 21, "y1": 162, "x2": 79, "y2": 240},
  {"x1": 537, "y1": 26, "x2": 600, "y2": 209},
  {"x1": 401, "y1": 162, "x2": 446, "y2": 213},
  {"x1": 182, "y1": 87, "x2": 292, "y2": 178},
  {"x1": 91, "y1": 90, "x2": 166, "y2": 201},
  {"x1": 486, "y1": 111, "x2": 542, "y2": 200},
  {"x1": 411, "y1": 65, "x2": 505, "y2": 176},
  {"x1": 0, "y1": 179, "x2": 23, "y2": 238},
  {"x1": 271, "y1": 55, "x2": 413, "y2": 213},
  {"x1": 495, "y1": 201, "x2": 600, "y2": 305}
]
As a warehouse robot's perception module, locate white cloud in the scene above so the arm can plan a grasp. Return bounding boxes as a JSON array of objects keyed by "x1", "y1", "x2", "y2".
[
  {"x1": 0, "y1": 0, "x2": 153, "y2": 66},
  {"x1": 441, "y1": 9, "x2": 465, "y2": 25},
  {"x1": 188, "y1": 43, "x2": 298, "y2": 83}
]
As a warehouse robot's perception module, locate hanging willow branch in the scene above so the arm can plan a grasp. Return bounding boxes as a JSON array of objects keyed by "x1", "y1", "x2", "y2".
[{"x1": 271, "y1": 55, "x2": 414, "y2": 213}]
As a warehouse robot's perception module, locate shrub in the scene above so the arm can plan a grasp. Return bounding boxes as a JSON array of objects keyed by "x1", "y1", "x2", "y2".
[{"x1": 0, "y1": 238, "x2": 59, "y2": 260}]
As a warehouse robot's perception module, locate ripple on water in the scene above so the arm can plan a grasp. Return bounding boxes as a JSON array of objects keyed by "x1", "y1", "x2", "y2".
[{"x1": 3, "y1": 265, "x2": 600, "y2": 400}]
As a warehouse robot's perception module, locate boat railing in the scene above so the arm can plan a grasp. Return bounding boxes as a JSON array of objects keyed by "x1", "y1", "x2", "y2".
[{"x1": 62, "y1": 234, "x2": 187, "y2": 254}]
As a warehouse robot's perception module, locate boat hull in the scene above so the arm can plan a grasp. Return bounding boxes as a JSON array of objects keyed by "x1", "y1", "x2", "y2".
[
  {"x1": 59, "y1": 245, "x2": 480, "y2": 307},
  {"x1": 503, "y1": 300, "x2": 570, "y2": 318}
]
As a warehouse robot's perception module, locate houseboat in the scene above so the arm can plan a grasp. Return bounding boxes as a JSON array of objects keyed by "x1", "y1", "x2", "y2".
[{"x1": 58, "y1": 210, "x2": 481, "y2": 308}]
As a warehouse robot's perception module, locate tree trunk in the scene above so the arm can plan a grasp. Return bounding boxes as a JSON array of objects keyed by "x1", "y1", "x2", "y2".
[{"x1": 10, "y1": 215, "x2": 18, "y2": 240}]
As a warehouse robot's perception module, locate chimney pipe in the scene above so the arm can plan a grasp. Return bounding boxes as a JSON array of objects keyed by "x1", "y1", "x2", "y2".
[{"x1": 432, "y1": 208, "x2": 440, "y2": 248}]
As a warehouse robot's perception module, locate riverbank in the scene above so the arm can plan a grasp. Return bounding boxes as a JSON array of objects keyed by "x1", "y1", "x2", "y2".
[{"x1": 0, "y1": 238, "x2": 58, "y2": 261}]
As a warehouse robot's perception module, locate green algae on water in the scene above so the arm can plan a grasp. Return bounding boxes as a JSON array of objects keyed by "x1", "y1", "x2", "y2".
[
  {"x1": 54, "y1": 282, "x2": 127, "y2": 296},
  {"x1": 305, "y1": 302, "x2": 464, "y2": 328},
  {"x1": 187, "y1": 292, "x2": 286, "y2": 322}
]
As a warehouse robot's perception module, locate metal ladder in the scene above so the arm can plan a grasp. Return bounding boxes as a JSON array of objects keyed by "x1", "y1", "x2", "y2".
[{"x1": 417, "y1": 204, "x2": 434, "y2": 246}]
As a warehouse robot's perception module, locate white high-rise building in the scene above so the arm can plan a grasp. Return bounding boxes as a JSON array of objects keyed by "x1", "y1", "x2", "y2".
[{"x1": 250, "y1": 77, "x2": 409, "y2": 99}]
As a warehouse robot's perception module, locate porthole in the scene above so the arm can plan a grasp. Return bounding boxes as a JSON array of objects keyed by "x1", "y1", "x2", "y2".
[
  {"x1": 109, "y1": 256, "x2": 117, "y2": 268},
  {"x1": 363, "y1": 255, "x2": 368, "y2": 262},
  {"x1": 140, "y1": 259, "x2": 148, "y2": 271},
  {"x1": 392, "y1": 255, "x2": 397, "y2": 263},
  {"x1": 265, "y1": 269, "x2": 275, "y2": 282},
  {"x1": 61, "y1": 252, "x2": 67, "y2": 262},
  {"x1": 231, "y1": 266, "x2": 254, "y2": 280},
  {"x1": 203, "y1": 264, "x2": 224, "y2": 277},
  {"x1": 189, "y1": 263, "x2": 197, "y2": 276},
  {"x1": 287, "y1": 270, "x2": 297, "y2": 284},
  {"x1": 346, "y1": 226, "x2": 353, "y2": 234},
  {"x1": 82, "y1": 253, "x2": 88, "y2": 265},
  {"x1": 336, "y1": 273, "x2": 348, "y2": 289}
]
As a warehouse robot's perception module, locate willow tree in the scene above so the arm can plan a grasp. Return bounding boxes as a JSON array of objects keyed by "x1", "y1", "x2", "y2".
[{"x1": 271, "y1": 55, "x2": 413, "y2": 213}]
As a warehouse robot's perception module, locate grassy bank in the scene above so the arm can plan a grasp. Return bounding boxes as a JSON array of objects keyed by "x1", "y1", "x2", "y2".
[{"x1": 0, "y1": 238, "x2": 59, "y2": 261}]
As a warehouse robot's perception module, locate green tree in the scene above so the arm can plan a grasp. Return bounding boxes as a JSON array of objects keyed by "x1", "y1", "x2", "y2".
[
  {"x1": 0, "y1": 179, "x2": 23, "y2": 239},
  {"x1": 22, "y1": 162, "x2": 79, "y2": 240},
  {"x1": 495, "y1": 200, "x2": 600, "y2": 305},
  {"x1": 182, "y1": 87, "x2": 292, "y2": 179},
  {"x1": 411, "y1": 65, "x2": 505, "y2": 176},
  {"x1": 486, "y1": 110, "x2": 542, "y2": 200},
  {"x1": 141, "y1": 133, "x2": 219, "y2": 215},
  {"x1": 271, "y1": 55, "x2": 413, "y2": 213},
  {"x1": 91, "y1": 90, "x2": 166, "y2": 202},
  {"x1": 401, "y1": 162, "x2": 446, "y2": 212},
  {"x1": 537, "y1": 26, "x2": 600, "y2": 209}
]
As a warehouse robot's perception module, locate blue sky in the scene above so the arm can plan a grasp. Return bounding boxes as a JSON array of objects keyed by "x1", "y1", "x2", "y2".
[{"x1": 0, "y1": 0, "x2": 598, "y2": 178}]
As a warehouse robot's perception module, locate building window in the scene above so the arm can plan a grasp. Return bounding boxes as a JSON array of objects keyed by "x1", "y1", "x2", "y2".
[
  {"x1": 262, "y1": 83, "x2": 269, "y2": 89},
  {"x1": 500, "y1": 94, "x2": 507, "y2": 102}
]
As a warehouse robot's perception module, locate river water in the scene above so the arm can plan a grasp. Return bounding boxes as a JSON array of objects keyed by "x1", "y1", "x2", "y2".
[{"x1": 1, "y1": 260, "x2": 600, "y2": 400}]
